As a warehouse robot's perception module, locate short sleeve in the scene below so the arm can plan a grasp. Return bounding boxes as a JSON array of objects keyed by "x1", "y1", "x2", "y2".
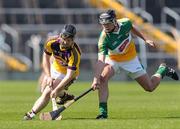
[
  {"x1": 68, "y1": 48, "x2": 80, "y2": 70},
  {"x1": 44, "y1": 39, "x2": 56, "y2": 55},
  {"x1": 120, "y1": 18, "x2": 132, "y2": 32}
]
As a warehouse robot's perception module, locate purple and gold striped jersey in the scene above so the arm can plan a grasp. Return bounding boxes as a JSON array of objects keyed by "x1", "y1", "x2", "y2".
[{"x1": 44, "y1": 36, "x2": 81, "y2": 75}]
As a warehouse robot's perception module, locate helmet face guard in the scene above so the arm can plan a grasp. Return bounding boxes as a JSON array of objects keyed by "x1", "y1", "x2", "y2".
[
  {"x1": 99, "y1": 17, "x2": 114, "y2": 24},
  {"x1": 99, "y1": 10, "x2": 116, "y2": 25}
]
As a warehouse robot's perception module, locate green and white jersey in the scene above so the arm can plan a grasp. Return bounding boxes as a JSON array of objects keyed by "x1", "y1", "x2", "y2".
[{"x1": 98, "y1": 18, "x2": 137, "y2": 62}]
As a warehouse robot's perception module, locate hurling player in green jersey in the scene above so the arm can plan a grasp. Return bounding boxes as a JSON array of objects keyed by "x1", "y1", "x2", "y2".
[{"x1": 91, "y1": 9, "x2": 179, "y2": 119}]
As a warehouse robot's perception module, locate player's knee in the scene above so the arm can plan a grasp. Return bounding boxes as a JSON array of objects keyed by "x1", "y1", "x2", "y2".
[
  {"x1": 100, "y1": 75, "x2": 109, "y2": 84},
  {"x1": 101, "y1": 65, "x2": 114, "y2": 80}
]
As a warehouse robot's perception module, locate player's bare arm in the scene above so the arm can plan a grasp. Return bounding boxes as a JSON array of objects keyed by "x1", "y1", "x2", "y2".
[
  {"x1": 131, "y1": 24, "x2": 156, "y2": 48},
  {"x1": 51, "y1": 69, "x2": 76, "y2": 98},
  {"x1": 42, "y1": 52, "x2": 53, "y2": 87},
  {"x1": 92, "y1": 54, "x2": 106, "y2": 90}
]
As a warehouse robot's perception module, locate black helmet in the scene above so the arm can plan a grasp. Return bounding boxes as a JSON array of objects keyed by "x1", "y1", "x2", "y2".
[
  {"x1": 99, "y1": 9, "x2": 116, "y2": 24},
  {"x1": 60, "y1": 24, "x2": 76, "y2": 39}
]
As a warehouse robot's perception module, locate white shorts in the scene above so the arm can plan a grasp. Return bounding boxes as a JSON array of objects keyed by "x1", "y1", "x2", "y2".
[
  {"x1": 51, "y1": 67, "x2": 66, "y2": 80},
  {"x1": 105, "y1": 56, "x2": 146, "y2": 79}
]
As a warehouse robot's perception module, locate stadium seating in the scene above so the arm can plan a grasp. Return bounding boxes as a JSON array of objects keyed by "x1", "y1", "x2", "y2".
[
  {"x1": 0, "y1": 50, "x2": 31, "y2": 72},
  {"x1": 0, "y1": 0, "x2": 101, "y2": 72},
  {"x1": 0, "y1": 0, "x2": 179, "y2": 79},
  {"x1": 89, "y1": 0, "x2": 180, "y2": 54}
]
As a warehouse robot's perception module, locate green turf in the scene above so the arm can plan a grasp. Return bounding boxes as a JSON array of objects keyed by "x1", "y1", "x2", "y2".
[{"x1": 0, "y1": 81, "x2": 180, "y2": 129}]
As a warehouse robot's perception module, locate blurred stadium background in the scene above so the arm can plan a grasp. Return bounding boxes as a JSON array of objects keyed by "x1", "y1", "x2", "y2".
[{"x1": 0, "y1": 0, "x2": 180, "y2": 81}]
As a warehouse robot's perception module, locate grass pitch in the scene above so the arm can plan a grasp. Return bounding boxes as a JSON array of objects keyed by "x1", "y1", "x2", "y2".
[{"x1": 0, "y1": 81, "x2": 180, "y2": 129}]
